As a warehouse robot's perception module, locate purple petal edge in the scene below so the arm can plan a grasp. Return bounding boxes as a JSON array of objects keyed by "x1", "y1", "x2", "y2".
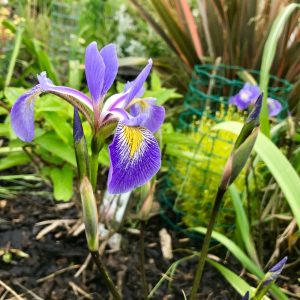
[
  {"x1": 269, "y1": 256, "x2": 288, "y2": 273},
  {"x1": 125, "y1": 59, "x2": 152, "y2": 105},
  {"x1": 125, "y1": 98, "x2": 165, "y2": 132},
  {"x1": 10, "y1": 85, "x2": 42, "y2": 142}
]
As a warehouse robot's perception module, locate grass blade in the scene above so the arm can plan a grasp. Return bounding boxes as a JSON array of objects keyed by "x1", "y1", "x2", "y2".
[
  {"x1": 259, "y1": 3, "x2": 300, "y2": 136},
  {"x1": 229, "y1": 184, "x2": 260, "y2": 266},
  {"x1": 192, "y1": 227, "x2": 288, "y2": 299},
  {"x1": 5, "y1": 28, "x2": 23, "y2": 87},
  {"x1": 207, "y1": 259, "x2": 257, "y2": 299}
]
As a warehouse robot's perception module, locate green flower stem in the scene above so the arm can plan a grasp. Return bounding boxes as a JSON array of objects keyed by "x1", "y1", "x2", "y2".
[
  {"x1": 90, "y1": 251, "x2": 122, "y2": 300},
  {"x1": 189, "y1": 187, "x2": 226, "y2": 300},
  {"x1": 90, "y1": 150, "x2": 100, "y2": 191},
  {"x1": 139, "y1": 220, "x2": 149, "y2": 299},
  {"x1": 90, "y1": 133, "x2": 104, "y2": 191}
]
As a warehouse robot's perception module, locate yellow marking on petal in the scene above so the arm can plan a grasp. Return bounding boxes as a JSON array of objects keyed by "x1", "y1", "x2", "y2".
[
  {"x1": 138, "y1": 100, "x2": 148, "y2": 112},
  {"x1": 123, "y1": 126, "x2": 144, "y2": 158},
  {"x1": 127, "y1": 98, "x2": 149, "y2": 111}
]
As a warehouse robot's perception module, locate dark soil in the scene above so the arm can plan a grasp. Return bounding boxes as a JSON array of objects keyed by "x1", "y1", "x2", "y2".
[{"x1": 0, "y1": 185, "x2": 241, "y2": 300}]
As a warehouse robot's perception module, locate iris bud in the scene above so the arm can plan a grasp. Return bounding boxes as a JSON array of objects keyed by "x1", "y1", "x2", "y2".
[{"x1": 80, "y1": 176, "x2": 99, "y2": 251}]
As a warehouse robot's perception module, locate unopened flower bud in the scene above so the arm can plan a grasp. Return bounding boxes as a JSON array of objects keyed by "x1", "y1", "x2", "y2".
[
  {"x1": 241, "y1": 291, "x2": 249, "y2": 300},
  {"x1": 80, "y1": 176, "x2": 99, "y2": 251},
  {"x1": 253, "y1": 256, "x2": 288, "y2": 300},
  {"x1": 220, "y1": 94, "x2": 262, "y2": 189}
]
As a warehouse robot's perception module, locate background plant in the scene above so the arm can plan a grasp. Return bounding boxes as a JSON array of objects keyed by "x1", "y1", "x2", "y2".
[{"x1": 130, "y1": 0, "x2": 300, "y2": 110}]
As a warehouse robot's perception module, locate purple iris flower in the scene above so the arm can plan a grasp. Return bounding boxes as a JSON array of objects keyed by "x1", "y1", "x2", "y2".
[
  {"x1": 229, "y1": 83, "x2": 282, "y2": 117},
  {"x1": 229, "y1": 83, "x2": 260, "y2": 110},
  {"x1": 10, "y1": 42, "x2": 165, "y2": 194}
]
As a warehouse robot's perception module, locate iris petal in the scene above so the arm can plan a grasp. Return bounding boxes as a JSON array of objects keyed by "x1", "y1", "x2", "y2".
[
  {"x1": 124, "y1": 81, "x2": 145, "y2": 98},
  {"x1": 267, "y1": 98, "x2": 282, "y2": 117},
  {"x1": 125, "y1": 98, "x2": 165, "y2": 132},
  {"x1": 125, "y1": 59, "x2": 152, "y2": 105},
  {"x1": 10, "y1": 85, "x2": 42, "y2": 142},
  {"x1": 11, "y1": 72, "x2": 94, "y2": 142},
  {"x1": 100, "y1": 43, "x2": 118, "y2": 95},
  {"x1": 85, "y1": 42, "x2": 105, "y2": 103},
  {"x1": 37, "y1": 72, "x2": 93, "y2": 111},
  {"x1": 108, "y1": 123, "x2": 161, "y2": 194},
  {"x1": 101, "y1": 59, "x2": 153, "y2": 117}
]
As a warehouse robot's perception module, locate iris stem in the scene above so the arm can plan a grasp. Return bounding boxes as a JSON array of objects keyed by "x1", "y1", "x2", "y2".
[
  {"x1": 90, "y1": 251, "x2": 122, "y2": 300},
  {"x1": 139, "y1": 220, "x2": 149, "y2": 299},
  {"x1": 90, "y1": 150, "x2": 99, "y2": 191},
  {"x1": 189, "y1": 187, "x2": 226, "y2": 300}
]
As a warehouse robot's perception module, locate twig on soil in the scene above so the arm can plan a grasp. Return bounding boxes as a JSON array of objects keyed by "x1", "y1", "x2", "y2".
[
  {"x1": 14, "y1": 281, "x2": 44, "y2": 300},
  {"x1": 37, "y1": 265, "x2": 80, "y2": 283},
  {"x1": 55, "y1": 202, "x2": 74, "y2": 211},
  {"x1": 0, "y1": 280, "x2": 24, "y2": 300},
  {"x1": 72, "y1": 223, "x2": 85, "y2": 236},
  {"x1": 35, "y1": 219, "x2": 77, "y2": 240},
  {"x1": 68, "y1": 281, "x2": 93, "y2": 299},
  {"x1": 74, "y1": 254, "x2": 92, "y2": 278},
  {"x1": 68, "y1": 219, "x2": 84, "y2": 236}
]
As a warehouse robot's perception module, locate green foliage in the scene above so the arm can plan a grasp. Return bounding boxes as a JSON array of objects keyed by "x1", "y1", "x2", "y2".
[
  {"x1": 229, "y1": 185, "x2": 259, "y2": 266},
  {"x1": 43, "y1": 165, "x2": 74, "y2": 201},
  {"x1": 259, "y1": 3, "x2": 300, "y2": 136},
  {"x1": 193, "y1": 227, "x2": 288, "y2": 300},
  {"x1": 80, "y1": 0, "x2": 170, "y2": 59},
  {"x1": 206, "y1": 259, "x2": 258, "y2": 299}
]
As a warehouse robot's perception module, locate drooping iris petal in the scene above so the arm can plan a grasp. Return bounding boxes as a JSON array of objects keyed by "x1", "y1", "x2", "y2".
[
  {"x1": 124, "y1": 98, "x2": 165, "y2": 132},
  {"x1": 229, "y1": 83, "x2": 260, "y2": 110},
  {"x1": 100, "y1": 43, "x2": 118, "y2": 95},
  {"x1": 10, "y1": 85, "x2": 42, "y2": 142},
  {"x1": 125, "y1": 59, "x2": 152, "y2": 105},
  {"x1": 37, "y1": 72, "x2": 93, "y2": 111},
  {"x1": 108, "y1": 123, "x2": 161, "y2": 194},
  {"x1": 267, "y1": 98, "x2": 282, "y2": 117},
  {"x1": 11, "y1": 72, "x2": 94, "y2": 142},
  {"x1": 85, "y1": 41, "x2": 105, "y2": 103}
]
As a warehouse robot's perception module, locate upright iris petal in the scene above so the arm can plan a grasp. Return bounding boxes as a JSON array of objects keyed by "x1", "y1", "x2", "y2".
[
  {"x1": 125, "y1": 59, "x2": 153, "y2": 105},
  {"x1": 85, "y1": 42, "x2": 105, "y2": 103},
  {"x1": 108, "y1": 123, "x2": 161, "y2": 194},
  {"x1": 100, "y1": 44, "x2": 118, "y2": 95},
  {"x1": 85, "y1": 42, "x2": 118, "y2": 104},
  {"x1": 101, "y1": 59, "x2": 153, "y2": 117}
]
